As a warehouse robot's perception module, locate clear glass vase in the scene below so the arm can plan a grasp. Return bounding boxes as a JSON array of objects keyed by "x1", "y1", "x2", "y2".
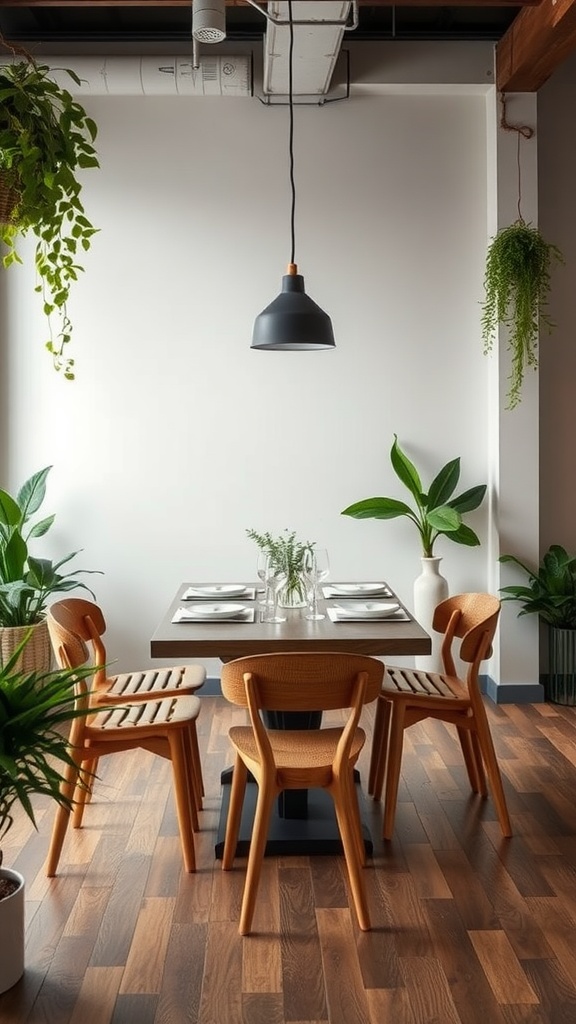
[{"x1": 278, "y1": 575, "x2": 307, "y2": 608}]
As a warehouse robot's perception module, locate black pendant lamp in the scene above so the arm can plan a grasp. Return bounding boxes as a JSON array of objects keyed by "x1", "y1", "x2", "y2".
[{"x1": 251, "y1": 0, "x2": 335, "y2": 351}]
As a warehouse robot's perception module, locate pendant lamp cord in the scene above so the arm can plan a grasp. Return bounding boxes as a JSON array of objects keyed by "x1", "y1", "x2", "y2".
[{"x1": 288, "y1": 0, "x2": 296, "y2": 266}]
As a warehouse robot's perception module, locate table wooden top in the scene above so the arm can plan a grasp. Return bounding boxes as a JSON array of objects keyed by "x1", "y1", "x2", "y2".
[{"x1": 150, "y1": 582, "x2": 432, "y2": 661}]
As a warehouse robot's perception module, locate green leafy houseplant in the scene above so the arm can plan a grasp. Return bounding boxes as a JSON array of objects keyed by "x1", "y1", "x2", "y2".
[
  {"x1": 0, "y1": 465, "x2": 99, "y2": 628},
  {"x1": 341, "y1": 435, "x2": 487, "y2": 558},
  {"x1": 481, "y1": 221, "x2": 564, "y2": 410},
  {"x1": 499, "y1": 545, "x2": 576, "y2": 628},
  {"x1": 246, "y1": 528, "x2": 315, "y2": 604},
  {"x1": 0, "y1": 631, "x2": 98, "y2": 869},
  {"x1": 0, "y1": 59, "x2": 99, "y2": 379}
]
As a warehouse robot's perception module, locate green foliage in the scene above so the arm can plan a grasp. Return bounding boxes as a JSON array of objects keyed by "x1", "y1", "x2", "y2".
[
  {"x1": 499, "y1": 545, "x2": 576, "y2": 628},
  {"x1": 246, "y1": 528, "x2": 315, "y2": 602},
  {"x1": 0, "y1": 629, "x2": 98, "y2": 855},
  {"x1": 0, "y1": 60, "x2": 99, "y2": 378},
  {"x1": 341, "y1": 435, "x2": 487, "y2": 558},
  {"x1": 0, "y1": 466, "x2": 100, "y2": 627},
  {"x1": 481, "y1": 221, "x2": 564, "y2": 410}
]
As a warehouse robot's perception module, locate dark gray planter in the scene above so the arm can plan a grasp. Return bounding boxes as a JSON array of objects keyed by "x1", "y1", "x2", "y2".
[{"x1": 547, "y1": 627, "x2": 576, "y2": 705}]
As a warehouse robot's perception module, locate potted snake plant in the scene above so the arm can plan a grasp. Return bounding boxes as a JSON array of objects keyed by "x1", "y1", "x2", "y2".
[{"x1": 0, "y1": 57, "x2": 99, "y2": 378}]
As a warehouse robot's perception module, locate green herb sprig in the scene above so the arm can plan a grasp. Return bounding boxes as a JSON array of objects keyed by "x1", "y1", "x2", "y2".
[{"x1": 246, "y1": 529, "x2": 315, "y2": 602}]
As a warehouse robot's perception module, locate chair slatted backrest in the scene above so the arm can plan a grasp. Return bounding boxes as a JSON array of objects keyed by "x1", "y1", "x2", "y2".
[
  {"x1": 432, "y1": 593, "x2": 501, "y2": 687},
  {"x1": 221, "y1": 652, "x2": 384, "y2": 712},
  {"x1": 48, "y1": 598, "x2": 108, "y2": 686}
]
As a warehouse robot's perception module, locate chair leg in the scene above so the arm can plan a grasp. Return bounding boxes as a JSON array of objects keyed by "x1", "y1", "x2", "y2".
[
  {"x1": 181, "y1": 730, "x2": 199, "y2": 834},
  {"x1": 187, "y1": 722, "x2": 205, "y2": 802},
  {"x1": 473, "y1": 710, "x2": 513, "y2": 838},
  {"x1": 342, "y1": 759, "x2": 366, "y2": 868},
  {"x1": 168, "y1": 730, "x2": 196, "y2": 872},
  {"x1": 239, "y1": 776, "x2": 277, "y2": 936},
  {"x1": 72, "y1": 759, "x2": 97, "y2": 828},
  {"x1": 469, "y1": 732, "x2": 487, "y2": 795},
  {"x1": 331, "y1": 776, "x2": 371, "y2": 931},
  {"x1": 383, "y1": 702, "x2": 406, "y2": 840},
  {"x1": 457, "y1": 726, "x2": 485, "y2": 794},
  {"x1": 222, "y1": 756, "x2": 248, "y2": 870},
  {"x1": 45, "y1": 756, "x2": 82, "y2": 877},
  {"x1": 368, "y1": 694, "x2": 386, "y2": 795}
]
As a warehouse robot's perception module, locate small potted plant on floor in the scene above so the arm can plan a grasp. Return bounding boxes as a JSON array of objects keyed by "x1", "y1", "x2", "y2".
[
  {"x1": 0, "y1": 630, "x2": 97, "y2": 993},
  {"x1": 0, "y1": 465, "x2": 99, "y2": 672},
  {"x1": 500, "y1": 544, "x2": 576, "y2": 704},
  {"x1": 0, "y1": 56, "x2": 99, "y2": 377}
]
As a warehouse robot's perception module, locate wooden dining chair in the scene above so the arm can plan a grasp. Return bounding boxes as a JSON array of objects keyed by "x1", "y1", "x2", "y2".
[
  {"x1": 47, "y1": 597, "x2": 206, "y2": 810},
  {"x1": 45, "y1": 614, "x2": 203, "y2": 875},
  {"x1": 368, "y1": 593, "x2": 512, "y2": 840},
  {"x1": 220, "y1": 651, "x2": 384, "y2": 935}
]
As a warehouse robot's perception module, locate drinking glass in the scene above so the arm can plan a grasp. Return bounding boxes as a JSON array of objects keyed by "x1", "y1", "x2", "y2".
[
  {"x1": 256, "y1": 551, "x2": 269, "y2": 607},
  {"x1": 302, "y1": 548, "x2": 330, "y2": 621},
  {"x1": 262, "y1": 555, "x2": 288, "y2": 623}
]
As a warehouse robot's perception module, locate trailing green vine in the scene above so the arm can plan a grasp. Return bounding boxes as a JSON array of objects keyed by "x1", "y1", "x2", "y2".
[
  {"x1": 481, "y1": 220, "x2": 564, "y2": 409},
  {"x1": 0, "y1": 58, "x2": 99, "y2": 378}
]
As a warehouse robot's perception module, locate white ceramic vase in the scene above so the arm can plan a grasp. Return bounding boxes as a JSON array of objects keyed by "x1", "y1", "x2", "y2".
[
  {"x1": 413, "y1": 556, "x2": 449, "y2": 673},
  {"x1": 0, "y1": 867, "x2": 25, "y2": 993}
]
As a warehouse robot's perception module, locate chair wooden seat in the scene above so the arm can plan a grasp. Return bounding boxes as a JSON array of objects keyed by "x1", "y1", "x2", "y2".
[
  {"x1": 47, "y1": 598, "x2": 206, "y2": 808},
  {"x1": 46, "y1": 606, "x2": 205, "y2": 877},
  {"x1": 221, "y1": 651, "x2": 384, "y2": 936},
  {"x1": 368, "y1": 593, "x2": 512, "y2": 841}
]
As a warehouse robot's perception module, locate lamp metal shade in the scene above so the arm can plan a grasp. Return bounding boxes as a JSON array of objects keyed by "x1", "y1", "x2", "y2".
[
  {"x1": 192, "y1": 0, "x2": 226, "y2": 42},
  {"x1": 251, "y1": 271, "x2": 335, "y2": 351}
]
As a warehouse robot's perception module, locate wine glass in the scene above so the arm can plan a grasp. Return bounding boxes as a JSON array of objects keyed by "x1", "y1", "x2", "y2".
[
  {"x1": 302, "y1": 548, "x2": 330, "y2": 621},
  {"x1": 262, "y1": 555, "x2": 288, "y2": 623},
  {"x1": 256, "y1": 551, "x2": 269, "y2": 607}
]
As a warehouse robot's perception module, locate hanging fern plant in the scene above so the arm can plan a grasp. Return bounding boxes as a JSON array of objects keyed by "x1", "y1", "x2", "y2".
[{"x1": 481, "y1": 221, "x2": 564, "y2": 409}]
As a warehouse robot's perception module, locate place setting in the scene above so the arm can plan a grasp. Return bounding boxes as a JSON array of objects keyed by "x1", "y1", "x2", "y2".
[
  {"x1": 172, "y1": 602, "x2": 256, "y2": 624},
  {"x1": 326, "y1": 599, "x2": 409, "y2": 623},
  {"x1": 321, "y1": 581, "x2": 393, "y2": 599},
  {"x1": 181, "y1": 584, "x2": 256, "y2": 601}
]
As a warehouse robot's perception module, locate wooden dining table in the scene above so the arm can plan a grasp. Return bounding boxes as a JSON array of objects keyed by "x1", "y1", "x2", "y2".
[{"x1": 150, "y1": 581, "x2": 431, "y2": 858}]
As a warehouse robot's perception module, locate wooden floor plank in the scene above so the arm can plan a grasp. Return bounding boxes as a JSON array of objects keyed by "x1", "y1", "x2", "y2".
[{"x1": 5, "y1": 697, "x2": 576, "y2": 1023}]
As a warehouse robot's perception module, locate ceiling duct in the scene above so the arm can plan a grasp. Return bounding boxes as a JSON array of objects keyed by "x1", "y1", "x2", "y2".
[
  {"x1": 262, "y1": 1, "x2": 354, "y2": 96},
  {"x1": 0, "y1": 55, "x2": 252, "y2": 97}
]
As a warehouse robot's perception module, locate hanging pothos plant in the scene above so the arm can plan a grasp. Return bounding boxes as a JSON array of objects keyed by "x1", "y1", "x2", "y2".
[
  {"x1": 481, "y1": 220, "x2": 564, "y2": 409},
  {"x1": 0, "y1": 57, "x2": 99, "y2": 378}
]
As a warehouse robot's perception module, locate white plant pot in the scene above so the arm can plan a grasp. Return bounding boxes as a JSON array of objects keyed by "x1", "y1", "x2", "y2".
[
  {"x1": 0, "y1": 868, "x2": 25, "y2": 993},
  {"x1": 413, "y1": 556, "x2": 449, "y2": 673}
]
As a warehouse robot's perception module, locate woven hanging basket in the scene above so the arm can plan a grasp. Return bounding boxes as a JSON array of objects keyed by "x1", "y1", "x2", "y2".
[
  {"x1": 0, "y1": 171, "x2": 21, "y2": 226},
  {"x1": 0, "y1": 620, "x2": 52, "y2": 674}
]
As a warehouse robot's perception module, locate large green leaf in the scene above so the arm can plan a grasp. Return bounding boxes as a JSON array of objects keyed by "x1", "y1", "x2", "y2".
[
  {"x1": 448, "y1": 484, "x2": 487, "y2": 514},
  {"x1": 17, "y1": 466, "x2": 51, "y2": 524},
  {"x1": 0, "y1": 490, "x2": 21, "y2": 530},
  {"x1": 341, "y1": 497, "x2": 415, "y2": 520},
  {"x1": 426, "y1": 506, "x2": 461, "y2": 532},
  {"x1": 427, "y1": 459, "x2": 460, "y2": 509},
  {"x1": 389, "y1": 436, "x2": 422, "y2": 504},
  {"x1": 447, "y1": 522, "x2": 481, "y2": 546}
]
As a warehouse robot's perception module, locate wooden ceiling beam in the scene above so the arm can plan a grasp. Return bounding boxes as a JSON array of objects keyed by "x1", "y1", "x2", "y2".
[
  {"x1": 496, "y1": 0, "x2": 576, "y2": 90},
  {"x1": 0, "y1": 0, "x2": 543, "y2": 8}
]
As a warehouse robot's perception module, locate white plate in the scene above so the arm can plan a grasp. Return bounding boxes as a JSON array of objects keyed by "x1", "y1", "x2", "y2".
[
  {"x1": 186, "y1": 602, "x2": 246, "y2": 619},
  {"x1": 331, "y1": 583, "x2": 388, "y2": 596},
  {"x1": 334, "y1": 601, "x2": 401, "y2": 619},
  {"x1": 185, "y1": 585, "x2": 247, "y2": 598}
]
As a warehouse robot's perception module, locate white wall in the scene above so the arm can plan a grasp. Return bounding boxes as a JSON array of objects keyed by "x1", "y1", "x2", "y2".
[{"x1": 1, "y1": 42, "x2": 541, "y2": 688}]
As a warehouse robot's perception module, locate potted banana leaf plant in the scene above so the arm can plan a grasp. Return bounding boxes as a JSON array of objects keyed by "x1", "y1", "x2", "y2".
[{"x1": 0, "y1": 466, "x2": 99, "y2": 673}]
